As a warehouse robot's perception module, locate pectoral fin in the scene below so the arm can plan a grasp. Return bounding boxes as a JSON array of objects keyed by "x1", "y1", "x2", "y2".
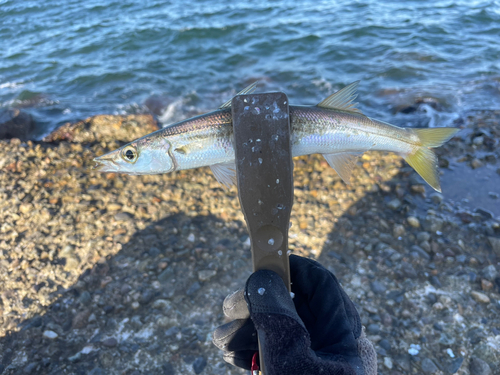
[
  {"x1": 210, "y1": 161, "x2": 237, "y2": 188},
  {"x1": 322, "y1": 152, "x2": 362, "y2": 184}
]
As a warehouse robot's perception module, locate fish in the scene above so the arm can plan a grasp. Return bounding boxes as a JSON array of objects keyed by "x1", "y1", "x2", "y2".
[{"x1": 93, "y1": 81, "x2": 458, "y2": 192}]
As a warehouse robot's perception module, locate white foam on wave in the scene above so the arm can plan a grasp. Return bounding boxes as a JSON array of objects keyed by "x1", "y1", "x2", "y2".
[
  {"x1": 418, "y1": 104, "x2": 460, "y2": 128},
  {"x1": 0, "y1": 81, "x2": 23, "y2": 89}
]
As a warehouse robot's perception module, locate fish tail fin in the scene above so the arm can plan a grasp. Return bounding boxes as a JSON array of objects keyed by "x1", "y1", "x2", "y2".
[{"x1": 404, "y1": 128, "x2": 459, "y2": 192}]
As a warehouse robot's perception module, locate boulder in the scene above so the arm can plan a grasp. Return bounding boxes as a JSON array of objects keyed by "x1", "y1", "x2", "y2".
[
  {"x1": 43, "y1": 114, "x2": 159, "y2": 144},
  {"x1": 0, "y1": 108, "x2": 35, "y2": 140}
]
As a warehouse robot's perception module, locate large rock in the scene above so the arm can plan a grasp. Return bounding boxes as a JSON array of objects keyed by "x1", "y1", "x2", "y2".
[
  {"x1": 43, "y1": 114, "x2": 159, "y2": 144},
  {"x1": 0, "y1": 108, "x2": 35, "y2": 140}
]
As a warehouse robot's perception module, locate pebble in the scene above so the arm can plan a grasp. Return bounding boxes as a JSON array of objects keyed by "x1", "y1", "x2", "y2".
[
  {"x1": 471, "y1": 291, "x2": 490, "y2": 304},
  {"x1": 198, "y1": 270, "x2": 217, "y2": 282},
  {"x1": 383, "y1": 357, "x2": 393, "y2": 369},
  {"x1": 407, "y1": 216, "x2": 420, "y2": 228},
  {"x1": 79, "y1": 291, "x2": 92, "y2": 305},
  {"x1": 192, "y1": 356, "x2": 207, "y2": 374},
  {"x1": 481, "y1": 279, "x2": 493, "y2": 291},
  {"x1": 367, "y1": 324, "x2": 380, "y2": 334},
  {"x1": 393, "y1": 224, "x2": 405, "y2": 238},
  {"x1": 488, "y1": 237, "x2": 500, "y2": 256},
  {"x1": 482, "y1": 265, "x2": 498, "y2": 281},
  {"x1": 387, "y1": 198, "x2": 401, "y2": 210},
  {"x1": 102, "y1": 337, "x2": 118, "y2": 347},
  {"x1": 411, "y1": 245, "x2": 431, "y2": 260},
  {"x1": 411, "y1": 184, "x2": 426, "y2": 194},
  {"x1": 114, "y1": 212, "x2": 132, "y2": 221},
  {"x1": 469, "y1": 356, "x2": 492, "y2": 375},
  {"x1": 421, "y1": 358, "x2": 439, "y2": 374},
  {"x1": 417, "y1": 231, "x2": 431, "y2": 242},
  {"x1": 43, "y1": 330, "x2": 58, "y2": 339},
  {"x1": 471, "y1": 158, "x2": 483, "y2": 169},
  {"x1": 370, "y1": 281, "x2": 386, "y2": 294},
  {"x1": 429, "y1": 192, "x2": 443, "y2": 204}
]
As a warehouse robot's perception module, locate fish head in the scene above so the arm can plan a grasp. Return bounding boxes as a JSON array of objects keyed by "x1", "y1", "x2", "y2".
[{"x1": 92, "y1": 136, "x2": 176, "y2": 175}]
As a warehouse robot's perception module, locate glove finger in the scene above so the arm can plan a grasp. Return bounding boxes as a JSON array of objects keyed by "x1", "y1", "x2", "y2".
[
  {"x1": 289, "y1": 255, "x2": 361, "y2": 357},
  {"x1": 245, "y1": 269, "x2": 304, "y2": 328},
  {"x1": 222, "y1": 289, "x2": 250, "y2": 320},
  {"x1": 222, "y1": 350, "x2": 256, "y2": 371},
  {"x1": 212, "y1": 318, "x2": 258, "y2": 352}
]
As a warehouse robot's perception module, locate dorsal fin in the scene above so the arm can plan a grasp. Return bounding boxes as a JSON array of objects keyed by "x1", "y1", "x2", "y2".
[
  {"x1": 317, "y1": 81, "x2": 363, "y2": 115},
  {"x1": 219, "y1": 81, "x2": 259, "y2": 109}
]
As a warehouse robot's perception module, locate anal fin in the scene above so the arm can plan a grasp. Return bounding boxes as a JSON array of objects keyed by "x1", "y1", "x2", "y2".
[
  {"x1": 210, "y1": 161, "x2": 237, "y2": 188},
  {"x1": 322, "y1": 152, "x2": 363, "y2": 184}
]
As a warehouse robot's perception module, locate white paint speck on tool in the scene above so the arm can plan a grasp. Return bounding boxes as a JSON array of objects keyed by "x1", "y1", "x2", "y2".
[
  {"x1": 290, "y1": 292, "x2": 295, "y2": 298},
  {"x1": 287, "y1": 250, "x2": 292, "y2": 255},
  {"x1": 258, "y1": 288, "x2": 265, "y2": 295},
  {"x1": 258, "y1": 158, "x2": 262, "y2": 164},
  {"x1": 446, "y1": 348, "x2": 455, "y2": 358},
  {"x1": 276, "y1": 179, "x2": 279, "y2": 184},
  {"x1": 278, "y1": 250, "x2": 282, "y2": 256},
  {"x1": 268, "y1": 238, "x2": 274, "y2": 245}
]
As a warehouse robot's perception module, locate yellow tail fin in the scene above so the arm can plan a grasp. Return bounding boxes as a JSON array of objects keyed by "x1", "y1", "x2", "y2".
[{"x1": 404, "y1": 128, "x2": 459, "y2": 192}]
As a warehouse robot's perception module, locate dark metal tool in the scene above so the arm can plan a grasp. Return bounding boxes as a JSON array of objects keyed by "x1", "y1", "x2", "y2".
[{"x1": 232, "y1": 92, "x2": 294, "y2": 374}]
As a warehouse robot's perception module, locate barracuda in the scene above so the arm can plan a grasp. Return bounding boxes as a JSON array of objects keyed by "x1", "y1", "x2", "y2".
[{"x1": 93, "y1": 81, "x2": 458, "y2": 192}]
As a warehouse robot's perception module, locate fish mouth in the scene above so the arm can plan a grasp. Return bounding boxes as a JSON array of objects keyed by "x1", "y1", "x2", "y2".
[{"x1": 92, "y1": 155, "x2": 119, "y2": 172}]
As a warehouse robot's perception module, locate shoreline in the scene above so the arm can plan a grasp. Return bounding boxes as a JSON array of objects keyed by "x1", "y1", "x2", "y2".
[{"x1": 0, "y1": 110, "x2": 499, "y2": 374}]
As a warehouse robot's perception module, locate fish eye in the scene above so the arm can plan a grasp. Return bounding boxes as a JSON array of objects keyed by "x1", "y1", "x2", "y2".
[{"x1": 121, "y1": 146, "x2": 138, "y2": 163}]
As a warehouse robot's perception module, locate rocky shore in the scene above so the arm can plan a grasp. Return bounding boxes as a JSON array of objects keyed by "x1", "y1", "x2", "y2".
[{"x1": 0, "y1": 110, "x2": 499, "y2": 375}]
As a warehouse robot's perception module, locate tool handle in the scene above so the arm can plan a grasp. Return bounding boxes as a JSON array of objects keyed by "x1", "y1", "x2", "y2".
[{"x1": 232, "y1": 92, "x2": 293, "y2": 374}]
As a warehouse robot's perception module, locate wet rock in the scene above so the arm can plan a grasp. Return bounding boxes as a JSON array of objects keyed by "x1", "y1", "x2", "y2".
[
  {"x1": 379, "y1": 339, "x2": 391, "y2": 351},
  {"x1": 0, "y1": 108, "x2": 35, "y2": 140},
  {"x1": 471, "y1": 291, "x2": 490, "y2": 304},
  {"x1": 192, "y1": 356, "x2": 207, "y2": 374},
  {"x1": 43, "y1": 114, "x2": 159, "y2": 143},
  {"x1": 421, "y1": 358, "x2": 439, "y2": 374},
  {"x1": 469, "y1": 356, "x2": 492, "y2": 375}
]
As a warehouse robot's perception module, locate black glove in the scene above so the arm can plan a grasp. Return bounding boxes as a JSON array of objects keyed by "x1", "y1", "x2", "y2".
[{"x1": 213, "y1": 255, "x2": 377, "y2": 375}]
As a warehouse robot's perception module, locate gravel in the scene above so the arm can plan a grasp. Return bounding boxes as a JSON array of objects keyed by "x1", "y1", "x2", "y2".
[{"x1": 0, "y1": 110, "x2": 499, "y2": 374}]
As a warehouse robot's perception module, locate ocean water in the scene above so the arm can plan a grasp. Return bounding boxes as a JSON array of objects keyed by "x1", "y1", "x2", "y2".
[{"x1": 1, "y1": 0, "x2": 499, "y2": 138}]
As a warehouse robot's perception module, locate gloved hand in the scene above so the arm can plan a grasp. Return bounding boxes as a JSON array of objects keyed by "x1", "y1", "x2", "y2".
[{"x1": 213, "y1": 255, "x2": 377, "y2": 375}]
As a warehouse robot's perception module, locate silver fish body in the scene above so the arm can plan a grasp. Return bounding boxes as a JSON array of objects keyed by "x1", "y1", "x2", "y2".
[{"x1": 93, "y1": 81, "x2": 458, "y2": 191}]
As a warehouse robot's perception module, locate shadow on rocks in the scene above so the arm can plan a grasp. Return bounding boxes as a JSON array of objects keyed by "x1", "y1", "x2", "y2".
[
  {"x1": 315, "y1": 157, "x2": 500, "y2": 375},
  {"x1": 0, "y1": 213, "x2": 252, "y2": 375}
]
